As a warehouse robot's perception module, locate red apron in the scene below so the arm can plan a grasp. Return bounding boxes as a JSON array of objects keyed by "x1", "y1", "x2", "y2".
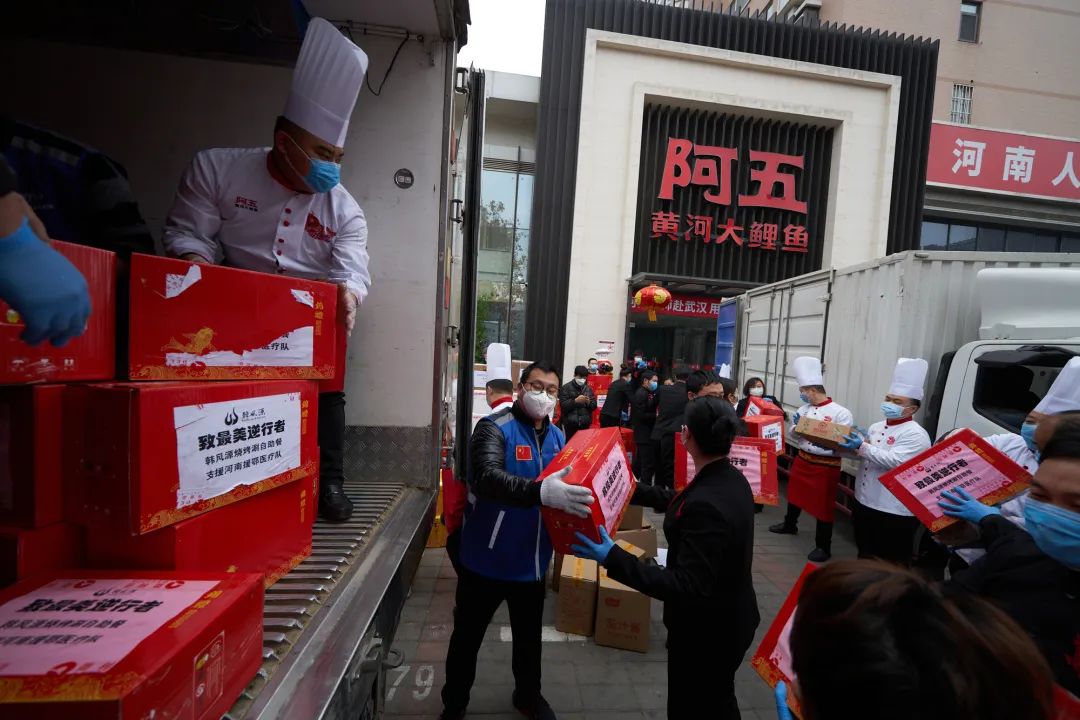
[{"x1": 786, "y1": 453, "x2": 842, "y2": 522}]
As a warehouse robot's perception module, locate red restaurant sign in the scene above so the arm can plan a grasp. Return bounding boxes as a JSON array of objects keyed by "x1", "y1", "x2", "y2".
[
  {"x1": 927, "y1": 122, "x2": 1080, "y2": 204},
  {"x1": 630, "y1": 292, "x2": 721, "y2": 319}
]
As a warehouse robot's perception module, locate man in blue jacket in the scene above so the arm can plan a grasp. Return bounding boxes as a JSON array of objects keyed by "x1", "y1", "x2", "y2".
[{"x1": 441, "y1": 362, "x2": 594, "y2": 720}]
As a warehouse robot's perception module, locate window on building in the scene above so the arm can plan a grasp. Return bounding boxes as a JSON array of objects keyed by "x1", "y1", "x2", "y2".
[
  {"x1": 948, "y1": 223, "x2": 978, "y2": 251},
  {"x1": 951, "y1": 84, "x2": 974, "y2": 124},
  {"x1": 959, "y1": 2, "x2": 981, "y2": 43},
  {"x1": 765, "y1": 2, "x2": 776, "y2": 20},
  {"x1": 921, "y1": 220, "x2": 949, "y2": 250},
  {"x1": 921, "y1": 217, "x2": 1078, "y2": 253}
]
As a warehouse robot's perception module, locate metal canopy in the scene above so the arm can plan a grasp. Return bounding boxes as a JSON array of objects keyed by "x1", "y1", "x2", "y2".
[{"x1": 629, "y1": 271, "x2": 761, "y2": 299}]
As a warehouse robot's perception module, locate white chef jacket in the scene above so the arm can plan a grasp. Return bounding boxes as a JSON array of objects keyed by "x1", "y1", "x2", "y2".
[
  {"x1": 162, "y1": 147, "x2": 371, "y2": 303},
  {"x1": 854, "y1": 417, "x2": 931, "y2": 516},
  {"x1": 789, "y1": 399, "x2": 854, "y2": 457}
]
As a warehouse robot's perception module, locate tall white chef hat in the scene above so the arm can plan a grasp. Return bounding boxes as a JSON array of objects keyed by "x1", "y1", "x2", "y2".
[
  {"x1": 792, "y1": 356, "x2": 823, "y2": 388},
  {"x1": 283, "y1": 18, "x2": 369, "y2": 147},
  {"x1": 1034, "y1": 357, "x2": 1080, "y2": 414},
  {"x1": 485, "y1": 343, "x2": 513, "y2": 383},
  {"x1": 889, "y1": 357, "x2": 929, "y2": 401}
]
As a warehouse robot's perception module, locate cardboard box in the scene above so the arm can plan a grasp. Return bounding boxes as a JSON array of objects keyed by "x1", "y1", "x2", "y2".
[
  {"x1": 595, "y1": 542, "x2": 650, "y2": 653},
  {"x1": 128, "y1": 253, "x2": 338, "y2": 380},
  {"x1": 615, "y1": 524, "x2": 658, "y2": 559},
  {"x1": 538, "y1": 428, "x2": 634, "y2": 555},
  {"x1": 675, "y1": 434, "x2": 780, "y2": 505},
  {"x1": 0, "y1": 241, "x2": 116, "y2": 384},
  {"x1": 751, "y1": 563, "x2": 816, "y2": 719},
  {"x1": 554, "y1": 556, "x2": 598, "y2": 637},
  {"x1": 65, "y1": 380, "x2": 318, "y2": 534},
  {"x1": 0, "y1": 385, "x2": 65, "y2": 528},
  {"x1": 744, "y1": 396, "x2": 785, "y2": 417},
  {"x1": 0, "y1": 523, "x2": 84, "y2": 588},
  {"x1": 879, "y1": 428, "x2": 1033, "y2": 533},
  {"x1": 745, "y1": 415, "x2": 786, "y2": 454},
  {"x1": 88, "y1": 475, "x2": 316, "y2": 587},
  {"x1": 619, "y1": 504, "x2": 644, "y2": 531},
  {"x1": 0, "y1": 571, "x2": 262, "y2": 719},
  {"x1": 793, "y1": 416, "x2": 851, "y2": 452}
]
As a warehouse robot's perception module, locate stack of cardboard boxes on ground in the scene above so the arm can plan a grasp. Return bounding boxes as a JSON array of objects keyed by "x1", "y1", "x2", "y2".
[{"x1": 0, "y1": 248, "x2": 340, "y2": 714}]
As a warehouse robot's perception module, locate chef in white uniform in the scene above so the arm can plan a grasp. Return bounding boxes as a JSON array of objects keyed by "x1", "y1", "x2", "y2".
[
  {"x1": 841, "y1": 358, "x2": 932, "y2": 566},
  {"x1": 162, "y1": 18, "x2": 370, "y2": 522}
]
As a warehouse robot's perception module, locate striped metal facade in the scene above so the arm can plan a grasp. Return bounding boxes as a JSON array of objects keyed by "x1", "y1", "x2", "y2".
[{"x1": 524, "y1": 0, "x2": 939, "y2": 366}]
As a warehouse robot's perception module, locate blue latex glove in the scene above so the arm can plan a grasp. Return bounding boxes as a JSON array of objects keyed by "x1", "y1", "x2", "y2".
[
  {"x1": 571, "y1": 525, "x2": 616, "y2": 564},
  {"x1": 792, "y1": 412, "x2": 801, "y2": 426},
  {"x1": 0, "y1": 220, "x2": 90, "y2": 347},
  {"x1": 938, "y1": 488, "x2": 999, "y2": 524},
  {"x1": 774, "y1": 681, "x2": 795, "y2": 720},
  {"x1": 839, "y1": 431, "x2": 863, "y2": 450}
]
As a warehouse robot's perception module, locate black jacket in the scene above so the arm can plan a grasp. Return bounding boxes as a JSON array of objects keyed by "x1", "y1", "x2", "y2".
[
  {"x1": 600, "y1": 378, "x2": 632, "y2": 421},
  {"x1": 467, "y1": 402, "x2": 548, "y2": 508},
  {"x1": 605, "y1": 459, "x2": 760, "y2": 648},
  {"x1": 557, "y1": 380, "x2": 597, "y2": 430},
  {"x1": 947, "y1": 515, "x2": 1080, "y2": 696},
  {"x1": 630, "y1": 386, "x2": 658, "y2": 443},
  {"x1": 735, "y1": 394, "x2": 786, "y2": 419},
  {"x1": 651, "y1": 382, "x2": 689, "y2": 441}
]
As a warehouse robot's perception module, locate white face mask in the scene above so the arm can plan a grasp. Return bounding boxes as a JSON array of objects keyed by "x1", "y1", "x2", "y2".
[
  {"x1": 522, "y1": 389, "x2": 556, "y2": 420},
  {"x1": 574, "y1": 377, "x2": 586, "y2": 387},
  {"x1": 749, "y1": 387, "x2": 764, "y2": 397}
]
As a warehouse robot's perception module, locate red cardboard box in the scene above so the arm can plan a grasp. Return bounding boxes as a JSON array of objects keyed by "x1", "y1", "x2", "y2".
[
  {"x1": 619, "y1": 427, "x2": 636, "y2": 467},
  {"x1": 88, "y1": 475, "x2": 316, "y2": 587},
  {"x1": 879, "y1": 428, "x2": 1032, "y2": 533},
  {"x1": 0, "y1": 385, "x2": 65, "y2": 528},
  {"x1": 65, "y1": 380, "x2": 318, "y2": 534},
  {"x1": 744, "y1": 414, "x2": 785, "y2": 454},
  {"x1": 675, "y1": 434, "x2": 780, "y2": 504},
  {"x1": 128, "y1": 253, "x2": 337, "y2": 381},
  {"x1": 744, "y1": 396, "x2": 785, "y2": 417},
  {"x1": 751, "y1": 563, "x2": 816, "y2": 719},
  {"x1": 0, "y1": 571, "x2": 262, "y2": 719},
  {"x1": 588, "y1": 374, "x2": 612, "y2": 428},
  {"x1": 0, "y1": 241, "x2": 116, "y2": 384},
  {"x1": 0, "y1": 523, "x2": 84, "y2": 588},
  {"x1": 538, "y1": 428, "x2": 634, "y2": 555}
]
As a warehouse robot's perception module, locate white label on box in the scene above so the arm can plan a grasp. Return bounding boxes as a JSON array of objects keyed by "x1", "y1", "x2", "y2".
[
  {"x1": 174, "y1": 392, "x2": 302, "y2": 508},
  {"x1": 165, "y1": 326, "x2": 315, "y2": 368},
  {"x1": 596, "y1": 444, "x2": 632, "y2": 530},
  {"x1": 165, "y1": 265, "x2": 202, "y2": 298},
  {"x1": 0, "y1": 578, "x2": 219, "y2": 676},
  {"x1": 761, "y1": 422, "x2": 784, "y2": 454}
]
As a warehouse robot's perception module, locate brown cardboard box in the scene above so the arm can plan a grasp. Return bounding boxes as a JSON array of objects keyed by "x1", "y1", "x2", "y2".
[
  {"x1": 555, "y1": 556, "x2": 598, "y2": 636},
  {"x1": 619, "y1": 505, "x2": 644, "y2": 531},
  {"x1": 615, "y1": 524, "x2": 658, "y2": 559},
  {"x1": 551, "y1": 552, "x2": 564, "y2": 592},
  {"x1": 595, "y1": 543, "x2": 650, "y2": 653},
  {"x1": 793, "y1": 416, "x2": 852, "y2": 452}
]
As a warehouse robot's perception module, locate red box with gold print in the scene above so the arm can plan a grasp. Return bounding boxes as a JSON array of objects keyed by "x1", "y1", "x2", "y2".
[
  {"x1": 64, "y1": 380, "x2": 318, "y2": 535},
  {"x1": 0, "y1": 570, "x2": 262, "y2": 719},
  {"x1": 0, "y1": 241, "x2": 116, "y2": 384},
  {"x1": 0, "y1": 522, "x2": 84, "y2": 588},
  {"x1": 128, "y1": 253, "x2": 337, "y2": 381},
  {"x1": 538, "y1": 428, "x2": 635, "y2": 555},
  {"x1": 87, "y1": 475, "x2": 316, "y2": 587},
  {"x1": 0, "y1": 385, "x2": 66, "y2": 528}
]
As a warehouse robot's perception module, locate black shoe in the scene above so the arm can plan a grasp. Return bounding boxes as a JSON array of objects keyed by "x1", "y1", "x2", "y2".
[
  {"x1": 512, "y1": 691, "x2": 556, "y2": 720},
  {"x1": 319, "y1": 484, "x2": 353, "y2": 522},
  {"x1": 754, "y1": 503, "x2": 764, "y2": 514},
  {"x1": 768, "y1": 522, "x2": 798, "y2": 535},
  {"x1": 808, "y1": 547, "x2": 832, "y2": 563},
  {"x1": 439, "y1": 709, "x2": 466, "y2": 720}
]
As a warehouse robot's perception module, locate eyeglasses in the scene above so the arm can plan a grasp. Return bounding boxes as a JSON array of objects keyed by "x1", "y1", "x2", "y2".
[{"x1": 524, "y1": 380, "x2": 560, "y2": 398}]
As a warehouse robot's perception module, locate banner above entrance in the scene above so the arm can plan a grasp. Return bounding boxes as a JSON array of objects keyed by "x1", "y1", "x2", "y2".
[{"x1": 630, "y1": 292, "x2": 721, "y2": 320}]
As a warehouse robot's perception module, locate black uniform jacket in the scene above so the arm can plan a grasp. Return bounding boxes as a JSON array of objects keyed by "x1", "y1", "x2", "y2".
[
  {"x1": 600, "y1": 378, "x2": 632, "y2": 422},
  {"x1": 651, "y1": 382, "x2": 689, "y2": 441},
  {"x1": 630, "y1": 386, "x2": 658, "y2": 443}
]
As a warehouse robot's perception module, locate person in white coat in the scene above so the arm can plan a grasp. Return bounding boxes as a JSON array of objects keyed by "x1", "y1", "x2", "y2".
[
  {"x1": 162, "y1": 18, "x2": 371, "y2": 522},
  {"x1": 770, "y1": 356, "x2": 854, "y2": 563},
  {"x1": 840, "y1": 358, "x2": 932, "y2": 566}
]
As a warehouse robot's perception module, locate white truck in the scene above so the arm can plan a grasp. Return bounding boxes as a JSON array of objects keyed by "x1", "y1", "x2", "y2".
[{"x1": 721, "y1": 250, "x2": 1080, "y2": 458}]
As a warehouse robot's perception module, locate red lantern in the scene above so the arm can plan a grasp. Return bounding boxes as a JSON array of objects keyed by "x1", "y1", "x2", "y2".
[{"x1": 633, "y1": 284, "x2": 672, "y2": 322}]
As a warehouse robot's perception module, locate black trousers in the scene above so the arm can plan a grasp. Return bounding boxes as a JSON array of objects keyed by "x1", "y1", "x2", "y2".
[
  {"x1": 564, "y1": 422, "x2": 587, "y2": 443},
  {"x1": 783, "y1": 504, "x2": 835, "y2": 552},
  {"x1": 318, "y1": 391, "x2": 346, "y2": 492},
  {"x1": 599, "y1": 414, "x2": 621, "y2": 428},
  {"x1": 852, "y1": 500, "x2": 919, "y2": 566},
  {"x1": 656, "y1": 433, "x2": 676, "y2": 489},
  {"x1": 668, "y1": 633, "x2": 744, "y2": 719},
  {"x1": 445, "y1": 529, "x2": 462, "y2": 577},
  {"x1": 633, "y1": 439, "x2": 657, "y2": 486},
  {"x1": 442, "y1": 564, "x2": 546, "y2": 712}
]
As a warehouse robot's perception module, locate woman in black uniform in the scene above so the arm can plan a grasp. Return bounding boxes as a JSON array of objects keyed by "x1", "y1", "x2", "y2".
[{"x1": 573, "y1": 395, "x2": 759, "y2": 719}]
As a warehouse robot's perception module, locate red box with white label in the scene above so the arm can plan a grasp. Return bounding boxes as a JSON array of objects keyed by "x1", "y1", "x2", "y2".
[
  {"x1": 537, "y1": 428, "x2": 634, "y2": 555},
  {"x1": 64, "y1": 380, "x2": 318, "y2": 535},
  {"x1": 0, "y1": 241, "x2": 116, "y2": 384},
  {"x1": 0, "y1": 523, "x2": 84, "y2": 588},
  {"x1": 744, "y1": 414, "x2": 785, "y2": 454},
  {"x1": 128, "y1": 253, "x2": 337, "y2": 381},
  {"x1": 0, "y1": 385, "x2": 65, "y2": 528},
  {"x1": 88, "y1": 475, "x2": 315, "y2": 587},
  {"x1": 675, "y1": 434, "x2": 780, "y2": 504},
  {"x1": 587, "y1": 374, "x2": 612, "y2": 428},
  {"x1": 750, "y1": 562, "x2": 816, "y2": 719},
  {"x1": 0, "y1": 571, "x2": 262, "y2": 719},
  {"x1": 744, "y1": 396, "x2": 785, "y2": 417},
  {"x1": 879, "y1": 428, "x2": 1032, "y2": 533}
]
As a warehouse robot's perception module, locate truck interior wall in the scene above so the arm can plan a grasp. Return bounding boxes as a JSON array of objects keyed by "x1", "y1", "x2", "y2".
[{"x1": 2, "y1": 37, "x2": 451, "y2": 485}]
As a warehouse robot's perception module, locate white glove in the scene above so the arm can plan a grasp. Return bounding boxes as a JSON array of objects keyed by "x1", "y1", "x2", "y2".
[{"x1": 540, "y1": 466, "x2": 594, "y2": 518}]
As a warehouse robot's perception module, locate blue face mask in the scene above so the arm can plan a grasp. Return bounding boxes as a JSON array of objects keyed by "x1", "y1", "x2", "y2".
[
  {"x1": 589, "y1": 364, "x2": 598, "y2": 373},
  {"x1": 799, "y1": 392, "x2": 810, "y2": 404},
  {"x1": 1020, "y1": 422, "x2": 1039, "y2": 453},
  {"x1": 881, "y1": 402, "x2": 905, "y2": 419},
  {"x1": 285, "y1": 133, "x2": 341, "y2": 193},
  {"x1": 1024, "y1": 498, "x2": 1080, "y2": 570},
  {"x1": 648, "y1": 381, "x2": 658, "y2": 392}
]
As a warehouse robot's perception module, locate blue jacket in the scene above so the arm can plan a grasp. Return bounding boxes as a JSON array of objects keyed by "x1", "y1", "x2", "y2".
[{"x1": 459, "y1": 405, "x2": 564, "y2": 582}]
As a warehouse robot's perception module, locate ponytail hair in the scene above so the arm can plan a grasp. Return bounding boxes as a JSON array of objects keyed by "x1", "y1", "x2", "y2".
[{"x1": 684, "y1": 395, "x2": 740, "y2": 457}]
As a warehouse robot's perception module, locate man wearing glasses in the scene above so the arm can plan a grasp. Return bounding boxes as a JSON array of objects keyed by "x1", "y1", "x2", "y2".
[{"x1": 441, "y1": 362, "x2": 594, "y2": 720}]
